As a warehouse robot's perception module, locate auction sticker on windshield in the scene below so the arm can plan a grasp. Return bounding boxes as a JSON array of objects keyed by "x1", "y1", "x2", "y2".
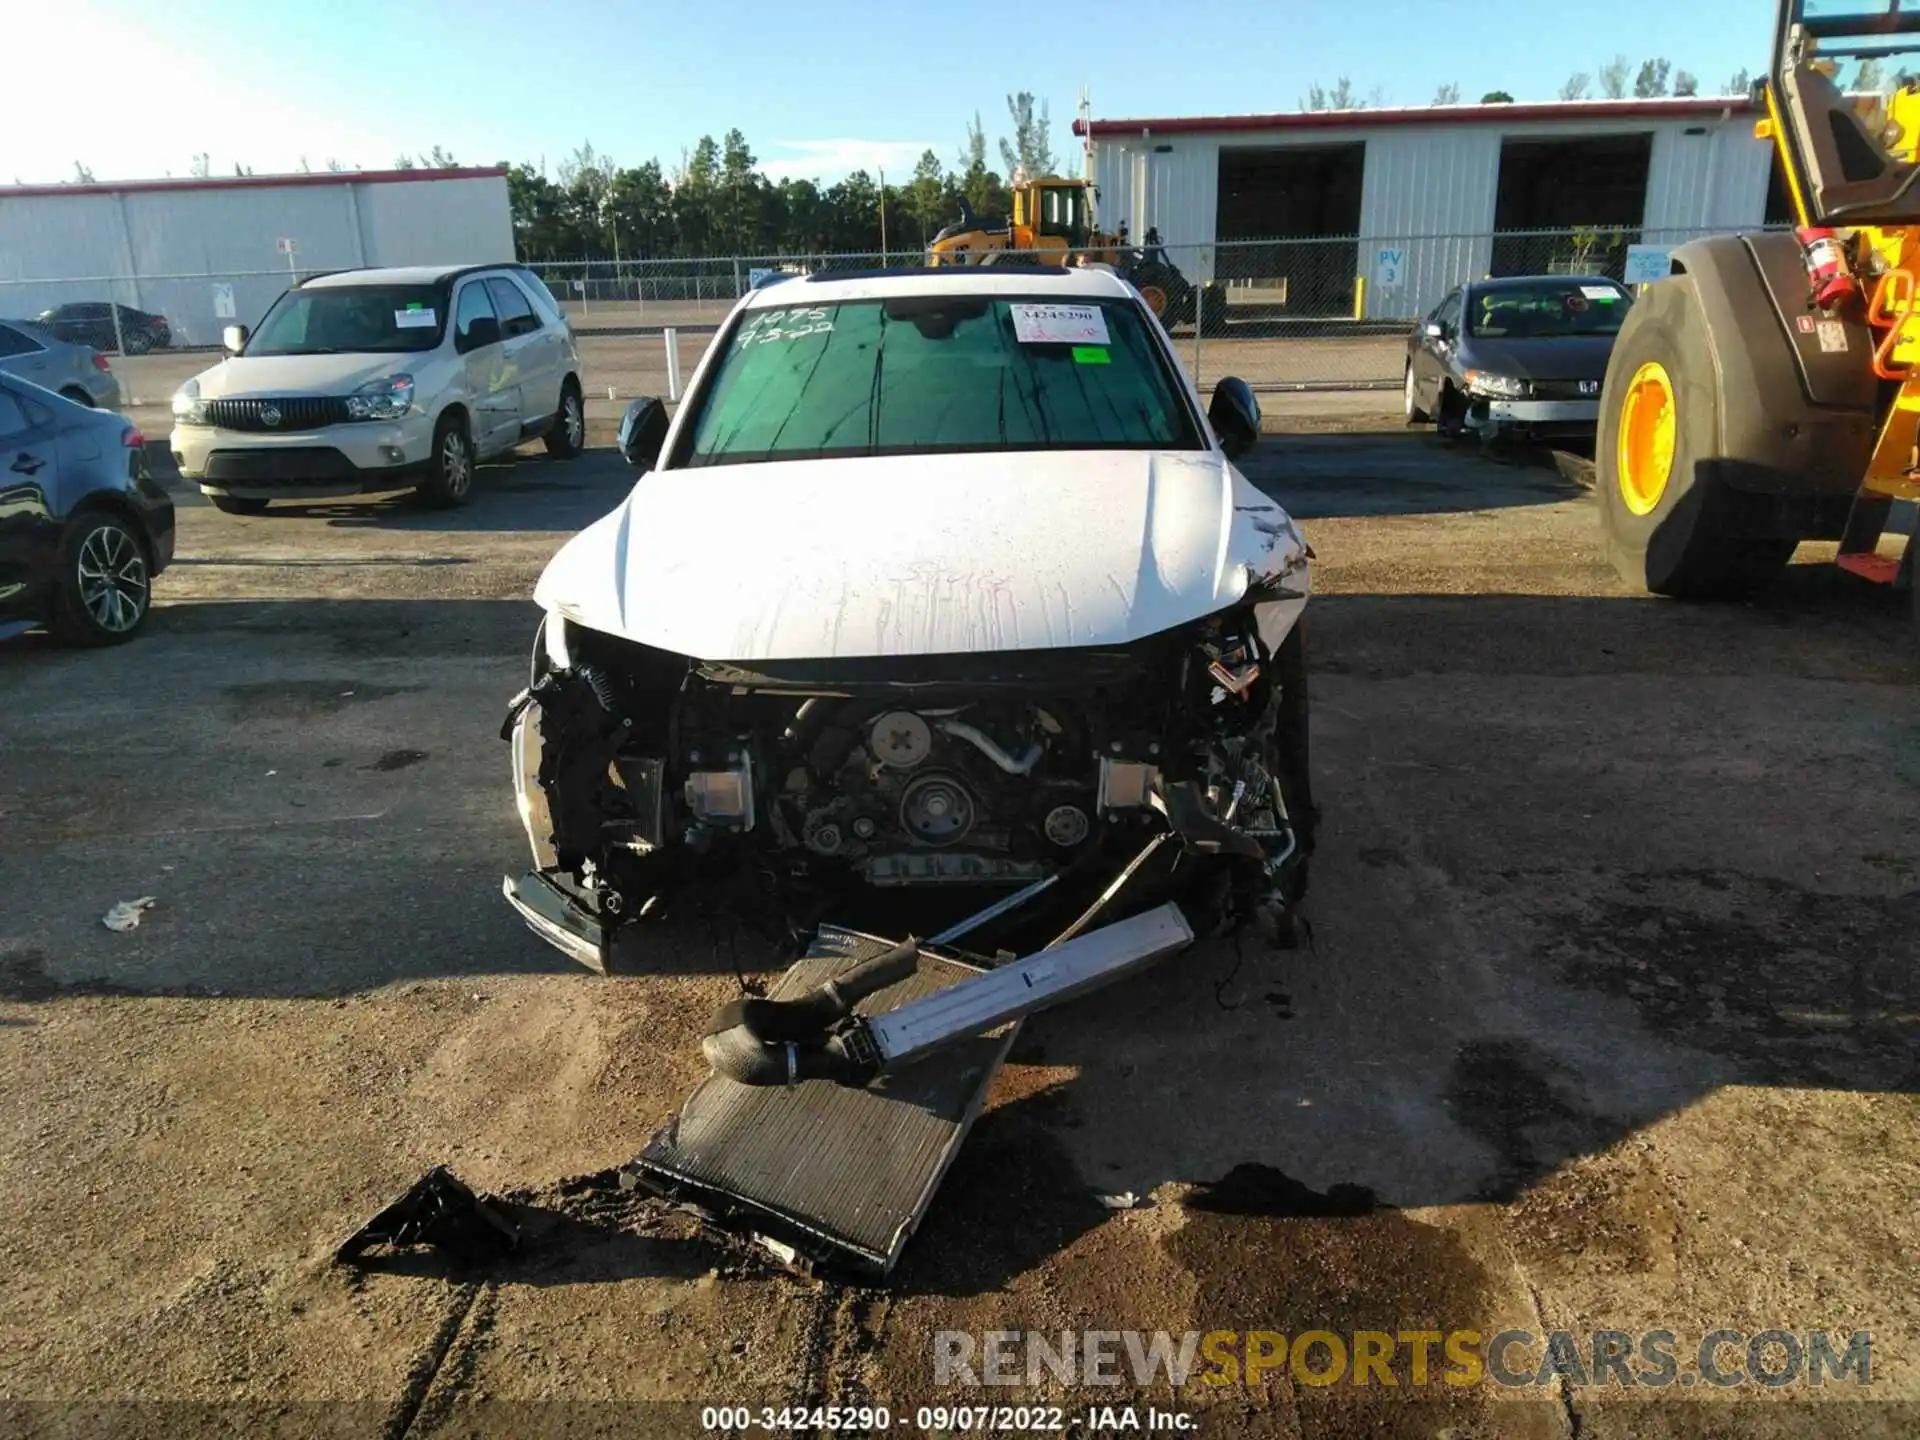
[
  {"x1": 395, "y1": 308, "x2": 437, "y2": 328},
  {"x1": 1579, "y1": 286, "x2": 1622, "y2": 302},
  {"x1": 1011, "y1": 303, "x2": 1109, "y2": 346}
]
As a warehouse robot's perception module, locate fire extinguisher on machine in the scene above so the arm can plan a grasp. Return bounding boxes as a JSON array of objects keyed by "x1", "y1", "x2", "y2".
[{"x1": 1797, "y1": 226, "x2": 1860, "y2": 311}]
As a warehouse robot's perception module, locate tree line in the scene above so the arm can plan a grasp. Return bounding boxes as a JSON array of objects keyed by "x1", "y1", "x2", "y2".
[
  {"x1": 505, "y1": 94, "x2": 1058, "y2": 264},
  {"x1": 48, "y1": 58, "x2": 1908, "y2": 239}
]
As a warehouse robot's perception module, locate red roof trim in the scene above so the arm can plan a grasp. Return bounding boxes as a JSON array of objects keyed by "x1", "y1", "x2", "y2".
[
  {"x1": 1073, "y1": 97, "x2": 1758, "y2": 138},
  {"x1": 0, "y1": 166, "x2": 508, "y2": 200}
]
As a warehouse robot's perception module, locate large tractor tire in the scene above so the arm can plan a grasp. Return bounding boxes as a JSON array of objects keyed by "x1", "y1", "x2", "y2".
[
  {"x1": 1598, "y1": 275, "x2": 1800, "y2": 598},
  {"x1": 1199, "y1": 283, "x2": 1230, "y2": 339}
]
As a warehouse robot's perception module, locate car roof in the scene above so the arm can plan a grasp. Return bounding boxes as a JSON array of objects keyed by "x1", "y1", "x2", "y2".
[
  {"x1": 741, "y1": 264, "x2": 1138, "y2": 309},
  {"x1": 299, "y1": 264, "x2": 519, "y2": 290},
  {"x1": 1468, "y1": 274, "x2": 1625, "y2": 293}
]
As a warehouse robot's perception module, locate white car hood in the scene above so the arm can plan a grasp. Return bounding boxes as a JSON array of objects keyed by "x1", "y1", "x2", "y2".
[
  {"x1": 536, "y1": 449, "x2": 1310, "y2": 661},
  {"x1": 193, "y1": 352, "x2": 414, "y2": 397}
]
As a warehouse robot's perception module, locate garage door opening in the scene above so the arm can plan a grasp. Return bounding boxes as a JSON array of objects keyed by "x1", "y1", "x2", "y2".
[
  {"x1": 1215, "y1": 143, "x2": 1365, "y2": 317},
  {"x1": 1491, "y1": 134, "x2": 1653, "y2": 279}
]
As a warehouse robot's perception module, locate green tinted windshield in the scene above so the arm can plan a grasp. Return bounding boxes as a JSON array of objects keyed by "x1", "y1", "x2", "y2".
[
  {"x1": 247, "y1": 285, "x2": 445, "y2": 356},
  {"x1": 682, "y1": 295, "x2": 1201, "y2": 466},
  {"x1": 1468, "y1": 282, "x2": 1631, "y2": 339}
]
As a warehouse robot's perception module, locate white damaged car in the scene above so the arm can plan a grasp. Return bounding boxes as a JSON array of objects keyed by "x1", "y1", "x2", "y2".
[{"x1": 502, "y1": 265, "x2": 1315, "y2": 969}]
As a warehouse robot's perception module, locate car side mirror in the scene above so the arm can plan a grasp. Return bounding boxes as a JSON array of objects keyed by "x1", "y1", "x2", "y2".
[
  {"x1": 1423, "y1": 322, "x2": 1444, "y2": 339},
  {"x1": 461, "y1": 316, "x2": 501, "y2": 353},
  {"x1": 618, "y1": 396, "x2": 669, "y2": 471},
  {"x1": 222, "y1": 324, "x2": 248, "y2": 354},
  {"x1": 1208, "y1": 377, "x2": 1260, "y2": 459}
]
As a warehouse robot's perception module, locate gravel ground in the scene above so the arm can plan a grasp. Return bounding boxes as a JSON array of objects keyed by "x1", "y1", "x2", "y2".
[{"x1": 1, "y1": 426, "x2": 1916, "y2": 1438}]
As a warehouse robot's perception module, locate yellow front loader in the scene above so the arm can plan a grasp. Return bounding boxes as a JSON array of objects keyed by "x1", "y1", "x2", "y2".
[
  {"x1": 927, "y1": 175, "x2": 1228, "y2": 333},
  {"x1": 1598, "y1": 0, "x2": 1920, "y2": 641}
]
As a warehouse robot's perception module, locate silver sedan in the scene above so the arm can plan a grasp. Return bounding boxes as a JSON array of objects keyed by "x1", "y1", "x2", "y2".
[{"x1": 0, "y1": 318, "x2": 124, "y2": 410}]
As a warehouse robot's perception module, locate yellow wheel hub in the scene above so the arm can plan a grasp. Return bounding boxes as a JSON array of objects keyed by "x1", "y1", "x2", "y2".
[
  {"x1": 1139, "y1": 284, "x2": 1168, "y2": 316},
  {"x1": 1617, "y1": 361, "x2": 1677, "y2": 516}
]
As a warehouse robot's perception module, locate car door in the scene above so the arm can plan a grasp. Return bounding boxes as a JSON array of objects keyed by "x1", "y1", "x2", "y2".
[
  {"x1": 1418, "y1": 290, "x2": 1464, "y2": 409},
  {"x1": 451, "y1": 278, "x2": 515, "y2": 454},
  {"x1": 0, "y1": 382, "x2": 60, "y2": 622},
  {"x1": 74, "y1": 303, "x2": 112, "y2": 350},
  {"x1": 485, "y1": 275, "x2": 555, "y2": 434}
]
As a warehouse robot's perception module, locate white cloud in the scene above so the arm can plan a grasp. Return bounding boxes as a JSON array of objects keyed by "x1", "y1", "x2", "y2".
[{"x1": 756, "y1": 140, "x2": 940, "y2": 184}]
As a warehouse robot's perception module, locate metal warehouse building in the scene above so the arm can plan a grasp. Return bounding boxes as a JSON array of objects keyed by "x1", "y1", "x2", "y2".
[
  {"x1": 0, "y1": 167, "x2": 515, "y2": 346},
  {"x1": 1077, "y1": 97, "x2": 1783, "y2": 320}
]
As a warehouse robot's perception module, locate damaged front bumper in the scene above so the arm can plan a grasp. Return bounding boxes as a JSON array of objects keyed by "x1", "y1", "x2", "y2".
[
  {"x1": 502, "y1": 869, "x2": 613, "y2": 974},
  {"x1": 500, "y1": 608, "x2": 1314, "y2": 972}
]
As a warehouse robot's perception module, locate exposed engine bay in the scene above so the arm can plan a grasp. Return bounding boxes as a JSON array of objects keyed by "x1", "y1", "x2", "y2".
[{"x1": 504, "y1": 602, "x2": 1315, "y2": 970}]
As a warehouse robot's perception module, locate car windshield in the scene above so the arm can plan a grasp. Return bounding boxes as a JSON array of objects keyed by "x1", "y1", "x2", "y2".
[
  {"x1": 681, "y1": 294, "x2": 1202, "y2": 466},
  {"x1": 245, "y1": 284, "x2": 445, "y2": 356},
  {"x1": 1468, "y1": 282, "x2": 1630, "y2": 339}
]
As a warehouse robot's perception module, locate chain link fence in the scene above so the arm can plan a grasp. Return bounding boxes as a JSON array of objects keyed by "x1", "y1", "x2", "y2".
[
  {"x1": 525, "y1": 224, "x2": 1756, "y2": 395},
  {"x1": 0, "y1": 266, "x2": 333, "y2": 355},
  {"x1": 0, "y1": 224, "x2": 1762, "y2": 408}
]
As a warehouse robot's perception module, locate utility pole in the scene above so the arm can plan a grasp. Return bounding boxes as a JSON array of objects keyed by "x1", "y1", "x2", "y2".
[{"x1": 878, "y1": 167, "x2": 888, "y2": 262}]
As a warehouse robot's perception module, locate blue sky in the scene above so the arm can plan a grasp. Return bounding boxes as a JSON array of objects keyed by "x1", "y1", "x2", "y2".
[{"x1": 7, "y1": 0, "x2": 1779, "y2": 185}]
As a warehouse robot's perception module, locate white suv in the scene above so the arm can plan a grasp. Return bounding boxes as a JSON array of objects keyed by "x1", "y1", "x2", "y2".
[{"x1": 170, "y1": 264, "x2": 586, "y2": 512}]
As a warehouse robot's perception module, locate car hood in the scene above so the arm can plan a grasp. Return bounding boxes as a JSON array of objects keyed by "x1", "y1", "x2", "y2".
[
  {"x1": 1458, "y1": 334, "x2": 1617, "y2": 380},
  {"x1": 191, "y1": 353, "x2": 416, "y2": 397},
  {"x1": 535, "y1": 449, "x2": 1311, "y2": 661}
]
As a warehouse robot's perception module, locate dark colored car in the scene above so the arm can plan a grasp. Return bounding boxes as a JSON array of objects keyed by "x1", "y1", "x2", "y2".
[
  {"x1": 33, "y1": 302, "x2": 172, "y2": 355},
  {"x1": 1403, "y1": 275, "x2": 1633, "y2": 444},
  {"x1": 0, "y1": 372, "x2": 175, "y2": 645}
]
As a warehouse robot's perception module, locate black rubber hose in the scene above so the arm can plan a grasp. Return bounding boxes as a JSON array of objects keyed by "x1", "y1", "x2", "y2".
[
  {"x1": 701, "y1": 1024, "x2": 870, "y2": 1086},
  {"x1": 698, "y1": 936, "x2": 920, "y2": 1086}
]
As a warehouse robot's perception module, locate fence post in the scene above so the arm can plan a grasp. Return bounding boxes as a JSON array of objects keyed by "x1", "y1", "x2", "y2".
[
  {"x1": 1190, "y1": 244, "x2": 1206, "y2": 392},
  {"x1": 109, "y1": 291, "x2": 127, "y2": 359},
  {"x1": 665, "y1": 328, "x2": 682, "y2": 401},
  {"x1": 1191, "y1": 290, "x2": 1203, "y2": 393}
]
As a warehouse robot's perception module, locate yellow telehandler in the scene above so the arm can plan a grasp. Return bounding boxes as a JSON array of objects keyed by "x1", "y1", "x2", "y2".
[{"x1": 1598, "y1": 0, "x2": 1920, "y2": 641}]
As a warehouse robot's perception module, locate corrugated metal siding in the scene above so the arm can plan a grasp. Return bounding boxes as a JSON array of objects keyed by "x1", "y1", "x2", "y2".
[
  {"x1": 1095, "y1": 111, "x2": 1772, "y2": 320},
  {"x1": 0, "y1": 174, "x2": 512, "y2": 344},
  {"x1": 1358, "y1": 127, "x2": 1501, "y2": 319},
  {"x1": 355, "y1": 177, "x2": 517, "y2": 266},
  {"x1": 1091, "y1": 135, "x2": 1220, "y2": 274},
  {"x1": 1644, "y1": 121, "x2": 1772, "y2": 233}
]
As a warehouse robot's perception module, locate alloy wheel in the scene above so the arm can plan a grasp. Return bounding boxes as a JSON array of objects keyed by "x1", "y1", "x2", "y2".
[
  {"x1": 77, "y1": 525, "x2": 149, "y2": 633},
  {"x1": 441, "y1": 430, "x2": 473, "y2": 499}
]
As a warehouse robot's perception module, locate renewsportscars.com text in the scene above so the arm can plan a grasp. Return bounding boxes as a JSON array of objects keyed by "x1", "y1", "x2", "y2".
[{"x1": 934, "y1": 1328, "x2": 1873, "y2": 1390}]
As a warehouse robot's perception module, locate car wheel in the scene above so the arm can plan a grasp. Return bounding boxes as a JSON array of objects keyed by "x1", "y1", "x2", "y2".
[
  {"x1": 59, "y1": 386, "x2": 94, "y2": 408},
  {"x1": 50, "y1": 512, "x2": 151, "y2": 646},
  {"x1": 124, "y1": 329, "x2": 153, "y2": 356},
  {"x1": 1404, "y1": 365, "x2": 1430, "y2": 424},
  {"x1": 544, "y1": 382, "x2": 585, "y2": 459},
  {"x1": 209, "y1": 494, "x2": 270, "y2": 515},
  {"x1": 417, "y1": 412, "x2": 476, "y2": 508}
]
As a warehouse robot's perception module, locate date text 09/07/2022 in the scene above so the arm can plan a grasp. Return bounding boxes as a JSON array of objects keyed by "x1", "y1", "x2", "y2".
[{"x1": 700, "y1": 1404, "x2": 1197, "y2": 1432}]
